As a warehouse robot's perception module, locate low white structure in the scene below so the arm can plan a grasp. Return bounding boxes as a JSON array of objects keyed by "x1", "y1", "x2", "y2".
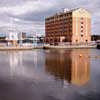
[
  {"x1": 6, "y1": 32, "x2": 18, "y2": 41},
  {"x1": 6, "y1": 32, "x2": 19, "y2": 46}
]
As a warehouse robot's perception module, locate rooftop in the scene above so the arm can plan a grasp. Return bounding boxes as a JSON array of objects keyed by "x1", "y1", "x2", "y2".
[{"x1": 45, "y1": 7, "x2": 90, "y2": 20}]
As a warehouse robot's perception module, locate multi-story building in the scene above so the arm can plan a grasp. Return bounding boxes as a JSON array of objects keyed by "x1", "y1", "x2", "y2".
[{"x1": 45, "y1": 8, "x2": 91, "y2": 44}]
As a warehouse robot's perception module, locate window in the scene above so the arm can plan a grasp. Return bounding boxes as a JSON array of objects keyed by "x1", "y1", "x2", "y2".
[
  {"x1": 76, "y1": 40, "x2": 78, "y2": 42},
  {"x1": 81, "y1": 17, "x2": 83, "y2": 20},
  {"x1": 86, "y1": 40, "x2": 88, "y2": 42},
  {"x1": 81, "y1": 22, "x2": 84, "y2": 24}
]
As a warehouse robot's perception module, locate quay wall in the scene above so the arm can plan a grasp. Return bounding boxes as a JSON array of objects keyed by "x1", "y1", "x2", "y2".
[{"x1": 43, "y1": 45, "x2": 96, "y2": 49}]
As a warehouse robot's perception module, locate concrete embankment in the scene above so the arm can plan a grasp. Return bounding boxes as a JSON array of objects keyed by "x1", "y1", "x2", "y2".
[
  {"x1": 43, "y1": 45, "x2": 97, "y2": 49},
  {"x1": 0, "y1": 46, "x2": 43, "y2": 51},
  {"x1": 0, "y1": 45, "x2": 97, "y2": 51}
]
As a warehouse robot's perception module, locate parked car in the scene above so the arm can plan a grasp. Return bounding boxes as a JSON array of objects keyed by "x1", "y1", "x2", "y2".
[{"x1": 22, "y1": 43, "x2": 32, "y2": 47}]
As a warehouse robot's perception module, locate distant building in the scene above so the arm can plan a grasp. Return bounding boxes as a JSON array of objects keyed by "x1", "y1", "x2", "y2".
[
  {"x1": 18, "y1": 32, "x2": 27, "y2": 40},
  {"x1": 45, "y1": 8, "x2": 91, "y2": 44},
  {"x1": 7, "y1": 32, "x2": 18, "y2": 41},
  {"x1": 6, "y1": 32, "x2": 18, "y2": 46},
  {"x1": 0, "y1": 33, "x2": 6, "y2": 43},
  {"x1": 24, "y1": 33, "x2": 45, "y2": 43},
  {"x1": 91, "y1": 35, "x2": 100, "y2": 41},
  {"x1": 22, "y1": 32, "x2": 27, "y2": 39}
]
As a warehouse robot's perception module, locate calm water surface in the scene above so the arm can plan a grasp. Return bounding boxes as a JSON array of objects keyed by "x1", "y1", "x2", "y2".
[{"x1": 0, "y1": 49, "x2": 100, "y2": 100}]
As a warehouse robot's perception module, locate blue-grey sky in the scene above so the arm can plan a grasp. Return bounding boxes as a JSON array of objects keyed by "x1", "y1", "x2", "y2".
[{"x1": 0, "y1": 0, "x2": 100, "y2": 34}]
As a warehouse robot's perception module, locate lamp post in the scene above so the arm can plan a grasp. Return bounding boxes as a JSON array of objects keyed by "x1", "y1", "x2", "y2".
[
  {"x1": 33, "y1": 32, "x2": 37, "y2": 47},
  {"x1": 19, "y1": 32, "x2": 23, "y2": 47}
]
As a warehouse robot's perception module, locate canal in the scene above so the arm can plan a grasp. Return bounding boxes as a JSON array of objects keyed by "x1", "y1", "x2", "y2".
[{"x1": 0, "y1": 49, "x2": 100, "y2": 100}]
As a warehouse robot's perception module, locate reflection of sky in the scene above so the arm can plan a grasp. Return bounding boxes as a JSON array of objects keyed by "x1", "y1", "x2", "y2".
[
  {"x1": 0, "y1": 49, "x2": 98, "y2": 86},
  {"x1": 9, "y1": 51, "x2": 23, "y2": 78},
  {"x1": 0, "y1": 50, "x2": 100, "y2": 99},
  {"x1": 6, "y1": 50, "x2": 91, "y2": 86},
  {"x1": 8, "y1": 50, "x2": 51, "y2": 81}
]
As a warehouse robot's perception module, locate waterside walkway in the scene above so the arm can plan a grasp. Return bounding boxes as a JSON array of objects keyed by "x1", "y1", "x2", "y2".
[
  {"x1": 43, "y1": 45, "x2": 97, "y2": 49},
  {"x1": 0, "y1": 46, "x2": 43, "y2": 51},
  {"x1": 0, "y1": 45, "x2": 97, "y2": 51}
]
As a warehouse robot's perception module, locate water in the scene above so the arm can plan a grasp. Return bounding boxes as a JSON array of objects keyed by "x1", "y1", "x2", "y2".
[{"x1": 0, "y1": 49, "x2": 100, "y2": 100}]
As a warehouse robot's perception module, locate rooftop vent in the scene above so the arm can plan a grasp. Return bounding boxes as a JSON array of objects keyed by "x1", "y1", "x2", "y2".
[{"x1": 63, "y1": 8, "x2": 69, "y2": 13}]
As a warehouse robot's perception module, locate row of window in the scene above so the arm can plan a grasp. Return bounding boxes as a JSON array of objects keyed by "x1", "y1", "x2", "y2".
[
  {"x1": 75, "y1": 39, "x2": 88, "y2": 43},
  {"x1": 45, "y1": 18, "x2": 72, "y2": 24},
  {"x1": 46, "y1": 26, "x2": 72, "y2": 29},
  {"x1": 46, "y1": 13, "x2": 72, "y2": 21},
  {"x1": 46, "y1": 32, "x2": 72, "y2": 36},
  {"x1": 46, "y1": 23, "x2": 72, "y2": 27},
  {"x1": 46, "y1": 28, "x2": 72, "y2": 32},
  {"x1": 45, "y1": 23, "x2": 72, "y2": 28},
  {"x1": 80, "y1": 17, "x2": 84, "y2": 34},
  {"x1": 46, "y1": 22, "x2": 72, "y2": 26}
]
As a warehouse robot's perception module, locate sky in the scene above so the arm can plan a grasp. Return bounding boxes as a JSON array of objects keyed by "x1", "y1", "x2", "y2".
[{"x1": 0, "y1": 0, "x2": 100, "y2": 35}]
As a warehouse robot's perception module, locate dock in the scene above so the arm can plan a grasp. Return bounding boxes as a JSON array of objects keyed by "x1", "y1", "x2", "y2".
[
  {"x1": 43, "y1": 45, "x2": 97, "y2": 49},
  {"x1": 0, "y1": 46, "x2": 43, "y2": 51},
  {"x1": 0, "y1": 45, "x2": 97, "y2": 51}
]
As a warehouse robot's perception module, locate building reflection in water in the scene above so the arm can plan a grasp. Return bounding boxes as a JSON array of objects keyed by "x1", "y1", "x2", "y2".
[
  {"x1": 8, "y1": 51, "x2": 24, "y2": 78},
  {"x1": 45, "y1": 49, "x2": 90, "y2": 86}
]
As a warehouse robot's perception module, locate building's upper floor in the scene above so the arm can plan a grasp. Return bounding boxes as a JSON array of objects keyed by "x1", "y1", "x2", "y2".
[{"x1": 45, "y1": 8, "x2": 91, "y2": 23}]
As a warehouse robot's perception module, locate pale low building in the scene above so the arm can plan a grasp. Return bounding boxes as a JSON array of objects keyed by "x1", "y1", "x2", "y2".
[
  {"x1": 45, "y1": 8, "x2": 91, "y2": 44},
  {"x1": 6, "y1": 32, "x2": 18, "y2": 46}
]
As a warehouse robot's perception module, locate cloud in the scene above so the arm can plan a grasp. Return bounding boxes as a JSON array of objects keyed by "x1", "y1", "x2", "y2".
[{"x1": 0, "y1": 0, "x2": 100, "y2": 35}]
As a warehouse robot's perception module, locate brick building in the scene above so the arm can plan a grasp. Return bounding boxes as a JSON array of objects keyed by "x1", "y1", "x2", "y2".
[{"x1": 45, "y1": 8, "x2": 91, "y2": 44}]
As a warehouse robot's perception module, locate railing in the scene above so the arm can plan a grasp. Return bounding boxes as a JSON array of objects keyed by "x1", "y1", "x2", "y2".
[{"x1": 45, "y1": 42, "x2": 97, "y2": 47}]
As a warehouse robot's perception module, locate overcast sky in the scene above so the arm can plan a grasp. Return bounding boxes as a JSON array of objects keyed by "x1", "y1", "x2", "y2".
[{"x1": 0, "y1": 0, "x2": 100, "y2": 35}]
